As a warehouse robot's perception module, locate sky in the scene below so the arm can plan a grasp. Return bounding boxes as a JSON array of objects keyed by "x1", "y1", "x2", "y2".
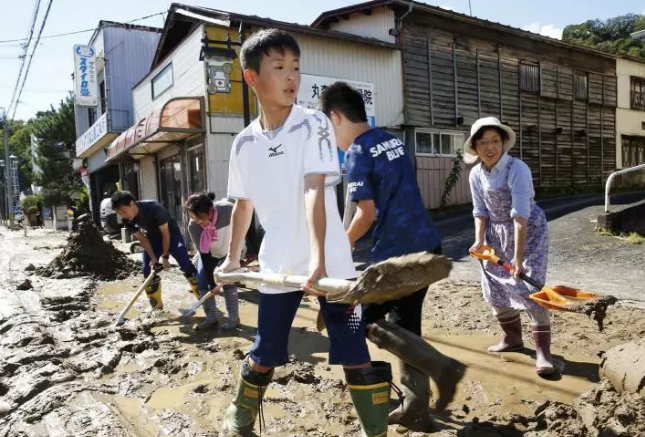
[{"x1": 0, "y1": 0, "x2": 643, "y2": 122}]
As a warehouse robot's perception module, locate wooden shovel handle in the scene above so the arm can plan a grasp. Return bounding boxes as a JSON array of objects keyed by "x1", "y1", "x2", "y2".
[{"x1": 214, "y1": 271, "x2": 351, "y2": 294}]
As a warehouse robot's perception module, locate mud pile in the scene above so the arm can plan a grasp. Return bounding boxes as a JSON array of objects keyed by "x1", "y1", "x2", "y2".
[
  {"x1": 521, "y1": 379, "x2": 645, "y2": 437},
  {"x1": 36, "y1": 215, "x2": 138, "y2": 281},
  {"x1": 599, "y1": 338, "x2": 645, "y2": 397},
  {"x1": 520, "y1": 339, "x2": 645, "y2": 437}
]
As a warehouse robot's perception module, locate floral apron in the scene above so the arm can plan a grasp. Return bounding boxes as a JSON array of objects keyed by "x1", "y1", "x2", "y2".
[{"x1": 479, "y1": 157, "x2": 548, "y2": 311}]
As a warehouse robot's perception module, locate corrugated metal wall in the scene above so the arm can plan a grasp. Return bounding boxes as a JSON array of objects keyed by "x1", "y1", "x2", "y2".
[
  {"x1": 327, "y1": 7, "x2": 396, "y2": 44},
  {"x1": 416, "y1": 157, "x2": 472, "y2": 209},
  {"x1": 206, "y1": 117, "x2": 244, "y2": 197},
  {"x1": 132, "y1": 25, "x2": 206, "y2": 121},
  {"x1": 207, "y1": 133, "x2": 237, "y2": 200},
  {"x1": 139, "y1": 156, "x2": 158, "y2": 200},
  {"x1": 105, "y1": 26, "x2": 161, "y2": 131},
  {"x1": 296, "y1": 33, "x2": 404, "y2": 127}
]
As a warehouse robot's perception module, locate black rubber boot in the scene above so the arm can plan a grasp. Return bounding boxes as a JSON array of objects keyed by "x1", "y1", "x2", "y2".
[{"x1": 388, "y1": 360, "x2": 435, "y2": 432}]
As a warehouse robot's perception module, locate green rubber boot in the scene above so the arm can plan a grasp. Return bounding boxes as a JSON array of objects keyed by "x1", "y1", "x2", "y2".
[
  {"x1": 345, "y1": 361, "x2": 392, "y2": 437},
  {"x1": 145, "y1": 276, "x2": 163, "y2": 310},
  {"x1": 220, "y1": 357, "x2": 273, "y2": 437}
]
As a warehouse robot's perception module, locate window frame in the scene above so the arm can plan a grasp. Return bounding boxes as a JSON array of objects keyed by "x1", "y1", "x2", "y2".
[
  {"x1": 630, "y1": 76, "x2": 645, "y2": 111},
  {"x1": 519, "y1": 63, "x2": 540, "y2": 93},
  {"x1": 151, "y1": 63, "x2": 174, "y2": 100},
  {"x1": 574, "y1": 72, "x2": 588, "y2": 102},
  {"x1": 415, "y1": 129, "x2": 465, "y2": 158},
  {"x1": 621, "y1": 135, "x2": 645, "y2": 168}
]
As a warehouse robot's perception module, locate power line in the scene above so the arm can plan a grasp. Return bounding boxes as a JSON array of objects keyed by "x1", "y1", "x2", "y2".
[
  {"x1": 0, "y1": 12, "x2": 165, "y2": 45},
  {"x1": 9, "y1": 0, "x2": 54, "y2": 120},
  {"x1": 8, "y1": 0, "x2": 42, "y2": 119},
  {"x1": 0, "y1": 83, "x2": 70, "y2": 93}
]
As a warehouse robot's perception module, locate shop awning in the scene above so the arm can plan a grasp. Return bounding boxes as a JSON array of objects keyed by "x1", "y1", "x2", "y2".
[{"x1": 106, "y1": 97, "x2": 204, "y2": 162}]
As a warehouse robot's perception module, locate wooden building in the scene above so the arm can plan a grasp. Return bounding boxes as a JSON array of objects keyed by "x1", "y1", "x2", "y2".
[
  {"x1": 314, "y1": 0, "x2": 619, "y2": 208},
  {"x1": 104, "y1": 4, "x2": 403, "y2": 237}
]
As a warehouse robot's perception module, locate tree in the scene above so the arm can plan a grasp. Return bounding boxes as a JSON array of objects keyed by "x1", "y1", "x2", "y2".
[
  {"x1": 7, "y1": 120, "x2": 34, "y2": 190},
  {"x1": 21, "y1": 193, "x2": 43, "y2": 224},
  {"x1": 562, "y1": 14, "x2": 645, "y2": 59},
  {"x1": 30, "y1": 95, "x2": 80, "y2": 206}
]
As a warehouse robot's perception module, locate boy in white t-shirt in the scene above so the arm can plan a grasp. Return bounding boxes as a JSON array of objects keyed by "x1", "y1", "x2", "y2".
[{"x1": 216, "y1": 29, "x2": 392, "y2": 437}]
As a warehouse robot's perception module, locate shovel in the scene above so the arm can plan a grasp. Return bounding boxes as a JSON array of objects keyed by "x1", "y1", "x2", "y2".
[
  {"x1": 114, "y1": 265, "x2": 162, "y2": 327},
  {"x1": 175, "y1": 258, "x2": 259, "y2": 321},
  {"x1": 215, "y1": 251, "x2": 452, "y2": 305},
  {"x1": 469, "y1": 245, "x2": 616, "y2": 330},
  {"x1": 469, "y1": 245, "x2": 601, "y2": 310},
  {"x1": 174, "y1": 285, "x2": 223, "y2": 321}
]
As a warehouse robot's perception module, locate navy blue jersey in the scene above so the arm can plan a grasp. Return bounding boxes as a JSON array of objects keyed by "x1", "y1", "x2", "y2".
[
  {"x1": 346, "y1": 128, "x2": 442, "y2": 261},
  {"x1": 123, "y1": 200, "x2": 180, "y2": 243}
]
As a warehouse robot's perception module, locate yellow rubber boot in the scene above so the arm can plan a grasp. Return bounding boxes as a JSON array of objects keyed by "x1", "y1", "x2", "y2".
[
  {"x1": 145, "y1": 276, "x2": 163, "y2": 310},
  {"x1": 186, "y1": 274, "x2": 200, "y2": 300}
]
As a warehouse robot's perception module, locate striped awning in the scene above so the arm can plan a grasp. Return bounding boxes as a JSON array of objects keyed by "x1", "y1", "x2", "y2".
[{"x1": 105, "y1": 97, "x2": 204, "y2": 162}]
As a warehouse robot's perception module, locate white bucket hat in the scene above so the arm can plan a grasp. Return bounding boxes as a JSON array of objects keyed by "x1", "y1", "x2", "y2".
[{"x1": 463, "y1": 117, "x2": 516, "y2": 164}]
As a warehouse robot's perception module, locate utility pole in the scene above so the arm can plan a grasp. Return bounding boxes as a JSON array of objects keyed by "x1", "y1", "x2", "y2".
[{"x1": 2, "y1": 107, "x2": 13, "y2": 229}]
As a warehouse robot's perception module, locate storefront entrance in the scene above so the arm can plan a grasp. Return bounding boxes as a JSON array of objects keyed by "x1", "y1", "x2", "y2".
[
  {"x1": 160, "y1": 154, "x2": 184, "y2": 229},
  {"x1": 186, "y1": 142, "x2": 206, "y2": 194}
]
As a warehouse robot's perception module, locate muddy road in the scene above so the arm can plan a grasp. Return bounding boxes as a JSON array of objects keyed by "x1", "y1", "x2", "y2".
[{"x1": 1, "y1": 227, "x2": 644, "y2": 436}]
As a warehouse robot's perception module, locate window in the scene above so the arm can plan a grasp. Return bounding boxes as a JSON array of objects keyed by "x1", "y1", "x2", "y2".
[
  {"x1": 520, "y1": 64, "x2": 540, "y2": 93},
  {"x1": 385, "y1": 129, "x2": 405, "y2": 144},
  {"x1": 187, "y1": 144, "x2": 206, "y2": 193},
  {"x1": 99, "y1": 81, "x2": 107, "y2": 115},
  {"x1": 152, "y1": 63, "x2": 173, "y2": 100},
  {"x1": 622, "y1": 135, "x2": 645, "y2": 168},
  {"x1": 574, "y1": 73, "x2": 588, "y2": 101},
  {"x1": 88, "y1": 108, "x2": 96, "y2": 126},
  {"x1": 415, "y1": 130, "x2": 465, "y2": 156},
  {"x1": 630, "y1": 76, "x2": 645, "y2": 111}
]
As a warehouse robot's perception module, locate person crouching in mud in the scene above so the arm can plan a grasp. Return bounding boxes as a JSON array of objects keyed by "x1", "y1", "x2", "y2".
[
  {"x1": 465, "y1": 117, "x2": 556, "y2": 376},
  {"x1": 111, "y1": 190, "x2": 199, "y2": 310},
  {"x1": 185, "y1": 192, "x2": 244, "y2": 331}
]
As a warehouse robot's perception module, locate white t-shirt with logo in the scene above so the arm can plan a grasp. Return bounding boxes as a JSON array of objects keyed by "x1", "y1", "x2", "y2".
[{"x1": 227, "y1": 104, "x2": 357, "y2": 294}]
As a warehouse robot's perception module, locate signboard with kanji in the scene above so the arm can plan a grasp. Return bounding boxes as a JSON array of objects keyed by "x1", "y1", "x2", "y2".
[
  {"x1": 73, "y1": 45, "x2": 98, "y2": 107},
  {"x1": 297, "y1": 74, "x2": 375, "y2": 127}
]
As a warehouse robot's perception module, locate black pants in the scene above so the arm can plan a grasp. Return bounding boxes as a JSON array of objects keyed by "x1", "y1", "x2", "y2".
[{"x1": 362, "y1": 245, "x2": 442, "y2": 336}]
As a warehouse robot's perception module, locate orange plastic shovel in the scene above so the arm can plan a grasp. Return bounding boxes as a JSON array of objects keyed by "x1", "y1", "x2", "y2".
[{"x1": 469, "y1": 245, "x2": 601, "y2": 312}]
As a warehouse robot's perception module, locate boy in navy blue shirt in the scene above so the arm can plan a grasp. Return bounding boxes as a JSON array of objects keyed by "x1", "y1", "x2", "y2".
[{"x1": 321, "y1": 82, "x2": 450, "y2": 431}]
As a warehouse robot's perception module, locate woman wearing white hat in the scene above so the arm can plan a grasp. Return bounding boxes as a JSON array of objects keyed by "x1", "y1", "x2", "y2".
[{"x1": 465, "y1": 117, "x2": 555, "y2": 376}]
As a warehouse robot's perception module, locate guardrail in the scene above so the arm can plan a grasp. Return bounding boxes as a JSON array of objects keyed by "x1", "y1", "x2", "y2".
[{"x1": 605, "y1": 163, "x2": 645, "y2": 212}]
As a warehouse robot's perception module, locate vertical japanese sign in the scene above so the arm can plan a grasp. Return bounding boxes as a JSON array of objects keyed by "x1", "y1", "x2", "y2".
[
  {"x1": 297, "y1": 74, "x2": 376, "y2": 174},
  {"x1": 73, "y1": 45, "x2": 98, "y2": 107}
]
